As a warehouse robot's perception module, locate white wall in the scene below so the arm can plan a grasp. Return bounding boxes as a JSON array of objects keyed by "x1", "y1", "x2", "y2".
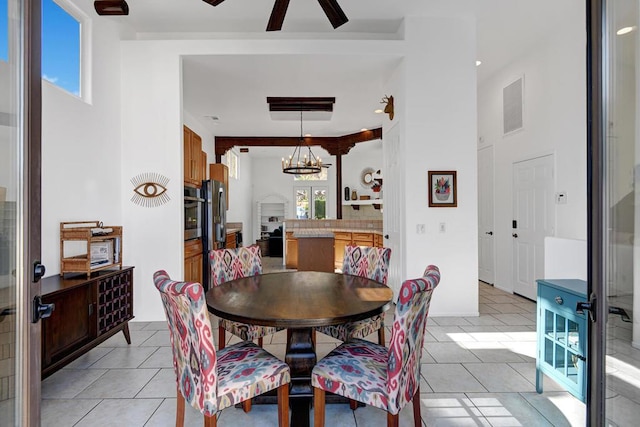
[
  {"x1": 41, "y1": 14, "x2": 124, "y2": 275},
  {"x1": 225, "y1": 149, "x2": 253, "y2": 243},
  {"x1": 401, "y1": 16, "x2": 479, "y2": 317},
  {"x1": 477, "y1": 8, "x2": 586, "y2": 293},
  {"x1": 342, "y1": 140, "x2": 383, "y2": 202},
  {"x1": 184, "y1": 110, "x2": 215, "y2": 163}
]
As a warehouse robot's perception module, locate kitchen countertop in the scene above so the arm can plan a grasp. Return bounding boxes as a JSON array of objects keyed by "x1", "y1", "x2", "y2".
[
  {"x1": 226, "y1": 228, "x2": 242, "y2": 234},
  {"x1": 293, "y1": 230, "x2": 335, "y2": 238},
  {"x1": 286, "y1": 227, "x2": 382, "y2": 235}
]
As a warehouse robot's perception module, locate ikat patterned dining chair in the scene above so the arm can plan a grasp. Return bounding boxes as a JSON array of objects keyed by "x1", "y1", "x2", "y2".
[
  {"x1": 311, "y1": 265, "x2": 441, "y2": 427},
  {"x1": 210, "y1": 245, "x2": 283, "y2": 349},
  {"x1": 315, "y1": 245, "x2": 391, "y2": 345},
  {"x1": 153, "y1": 270, "x2": 291, "y2": 427}
]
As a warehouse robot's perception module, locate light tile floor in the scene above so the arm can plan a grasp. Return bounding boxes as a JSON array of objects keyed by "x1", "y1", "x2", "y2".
[{"x1": 41, "y1": 259, "x2": 588, "y2": 426}]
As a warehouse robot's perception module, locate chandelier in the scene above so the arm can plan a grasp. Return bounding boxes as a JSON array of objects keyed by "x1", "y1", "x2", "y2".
[{"x1": 282, "y1": 111, "x2": 322, "y2": 175}]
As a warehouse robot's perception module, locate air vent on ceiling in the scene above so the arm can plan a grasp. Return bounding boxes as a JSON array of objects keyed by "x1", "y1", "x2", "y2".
[{"x1": 503, "y1": 76, "x2": 524, "y2": 135}]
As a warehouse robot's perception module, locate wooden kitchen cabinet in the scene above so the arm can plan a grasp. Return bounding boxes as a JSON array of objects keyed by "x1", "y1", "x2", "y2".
[
  {"x1": 298, "y1": 237, "x2": 334, "y2": 272},
  {"x1": 41, "y1": 267, "x2": 134, "y2": 378},
  {"x1": 184, "y1": 239, "x2": 203, "y2": 284},
  {"x1": 209, "y1": 163, "x2": 229, "y2": 209},
  {"x1": 225, "y1": 231, "x2": 237, "y2": 249},
  {"x1": 334, "y1": 231, "x2": 352, "y2": 269},
  {"x1": 352, "y1": 232, "x2": 374, "y2": 247},
  {"x1": 184, "y1": 125, "x2": 203, "y2": 187},
  {"x1": 374, "y1": 233, "x2": 383, "y2": 248},
  {"x1": 285, "y1": 232, "x2": 298, "y2": 269}
]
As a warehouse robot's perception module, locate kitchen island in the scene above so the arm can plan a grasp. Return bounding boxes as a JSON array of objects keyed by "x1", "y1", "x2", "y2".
[
  {"x1": 295, "y1": 230, "x2": 335, "y2": 272},
  {"x1": 283, "y1": 219, "x2": 383, "y2": 270}
]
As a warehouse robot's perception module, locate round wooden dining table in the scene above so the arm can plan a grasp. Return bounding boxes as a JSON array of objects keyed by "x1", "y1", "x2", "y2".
[{"x1": 205, "y1": 270, "x2": 393, "y2": 427}]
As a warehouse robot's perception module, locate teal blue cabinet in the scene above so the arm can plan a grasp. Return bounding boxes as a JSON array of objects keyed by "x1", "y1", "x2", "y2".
[{"x1": 536, "y1": 279, "x2": 588, "y2": 402}]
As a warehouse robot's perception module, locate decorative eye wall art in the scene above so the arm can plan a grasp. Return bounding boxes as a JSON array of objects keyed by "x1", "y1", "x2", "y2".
[{"x1": 130, "y1": 172, "x2": 170, "y2": 207}]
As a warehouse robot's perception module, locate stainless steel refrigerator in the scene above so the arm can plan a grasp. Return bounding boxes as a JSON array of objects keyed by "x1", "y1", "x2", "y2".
[{"x1": 201, "y1": 179, "x2": 226, "y2": 290}]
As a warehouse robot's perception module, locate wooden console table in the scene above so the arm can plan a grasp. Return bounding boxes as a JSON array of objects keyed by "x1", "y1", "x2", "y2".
[{"x1": 41, "y1": 266, "x2": 134, "y2": 378}]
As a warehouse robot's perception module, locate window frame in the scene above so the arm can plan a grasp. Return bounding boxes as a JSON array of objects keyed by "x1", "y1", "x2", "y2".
[{"x1": 41, "y1": 0, "x2": 91, "y2": 102}]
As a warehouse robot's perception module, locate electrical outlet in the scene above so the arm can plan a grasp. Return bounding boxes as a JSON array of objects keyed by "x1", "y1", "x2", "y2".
[
  {"x1": 416, "y1": 224, "x2": 425, "y2": 234},
  {"x1": 439, "y1": 222, "x2": 446, "y2": 233}
]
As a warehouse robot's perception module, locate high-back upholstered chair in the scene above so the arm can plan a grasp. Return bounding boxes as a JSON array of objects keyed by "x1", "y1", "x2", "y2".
[
  {"x1": 154, "y1": 270, "x2": 290, "y2": 427},
  {"x1": 316, "y1": 245, "x2": 391, "y2": 345},
  {"x1": 210, "y1": 245, "x2": 283, "y2": 349},
  {"x1": 311, "y1": 265, "x2": 440, "y2": 427}
]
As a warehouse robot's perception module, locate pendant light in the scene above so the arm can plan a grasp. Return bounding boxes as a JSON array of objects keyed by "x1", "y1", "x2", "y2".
[{"x1": 282, "y1": 111, "x2": 322, "y2": 175}]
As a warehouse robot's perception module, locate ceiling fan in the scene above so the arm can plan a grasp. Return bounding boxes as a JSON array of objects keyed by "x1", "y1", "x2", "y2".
[{"x1": 203, "y1": 0, "x2": 349, "y2": 32}]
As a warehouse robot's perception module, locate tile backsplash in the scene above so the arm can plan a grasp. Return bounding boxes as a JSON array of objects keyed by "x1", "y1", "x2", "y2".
[{"x1": 283, "y1": 218, "x2": 382, "y2": 231}]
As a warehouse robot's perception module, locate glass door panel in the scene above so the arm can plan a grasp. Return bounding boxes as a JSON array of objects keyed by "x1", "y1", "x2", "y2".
[
  {"x1": 601, "y1": 0, "x2": 640, "y2": 424},
  {"x1": 294, "y1": 186, "x2": 327, "y2": 220}
]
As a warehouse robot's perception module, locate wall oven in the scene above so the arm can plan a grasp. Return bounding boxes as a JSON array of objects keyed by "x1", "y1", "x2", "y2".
[{"x1": 184, "y1": 186, "x2": 203, "y2": 241}]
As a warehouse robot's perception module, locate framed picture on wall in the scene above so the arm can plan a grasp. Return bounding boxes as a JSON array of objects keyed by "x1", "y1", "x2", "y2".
[{"x1": 428, "y1": 171, "x2": 457, "y2": 207}]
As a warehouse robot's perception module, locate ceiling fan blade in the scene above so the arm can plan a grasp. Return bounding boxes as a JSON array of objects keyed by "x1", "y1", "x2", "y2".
[
  {"x1": 202, "y1": 0, "x2": 226, "y2": 6},
  {"x1": 267, "y1": 0, "x2": 291, "y2": 32},
  {"x1": 317, "y1": 0, "x2": 348, "y2": 29}
]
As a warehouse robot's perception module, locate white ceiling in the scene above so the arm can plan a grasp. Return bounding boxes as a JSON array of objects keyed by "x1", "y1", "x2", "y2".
[{"x1": 86, "y1": 0, "x2": 584, "y2": 157}]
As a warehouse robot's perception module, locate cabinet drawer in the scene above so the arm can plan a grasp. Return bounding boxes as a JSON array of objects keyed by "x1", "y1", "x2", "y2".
[
  {"x1": 538, "y1": 283, "x2": 587, "y2": 319},
  {"x1": 352, "y1": 232, "x2": 373, "y2": 241},
  {"x1": 334, "y1": 231, "x2": 352, "y2": 241},
  {"x1": 185, "y1": 239, "x2": 202, "y2": 258}
]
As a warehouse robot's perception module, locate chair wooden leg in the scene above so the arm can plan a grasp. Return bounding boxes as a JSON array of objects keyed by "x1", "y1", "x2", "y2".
[
  {"x1": 204, "y1": 413, "x2": 217, "y2": 427},
  {"x1": 242, "y1": 399, "x2": 252, "y2": 413},
  {"x1": 412, "y1": 386, "x2": 421, "y2": 427},
  {"x1": 176, "y1": 387, "x2": 185, "y2": 427},
  {"x1": 218, "y1": 326, "x2": 225, "y2": 350},
  {"x1": 387, "y1": 412, "x2": 399, "y2": 427},
  {"x1": 258, "y1": 337, "x2": 263, "y2": 347},
  {"x1": 378, "y1": 326, "x2": 385, "y2": 345},
  {"x1": 349, "y1": 399, "x2": 358, "y2": 410},
  {"x1": 313, "y1": 387, "x2": 325, "y2": 427},
  {"x1": 277, "y1": 383, "x2": 290, "y2": 427}
]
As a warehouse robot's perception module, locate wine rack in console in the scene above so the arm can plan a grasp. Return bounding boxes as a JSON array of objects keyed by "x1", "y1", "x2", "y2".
[{"x1": 60, "y1": 221, "x2": 122, "y2": 277}]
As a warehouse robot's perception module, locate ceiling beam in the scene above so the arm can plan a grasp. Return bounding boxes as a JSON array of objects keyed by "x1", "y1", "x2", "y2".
[
  {"x1": 266, "y1": 96, "x2": 335, "y2": 112},
  {"x1": 214, "y1": 127, "x2": 382, "y2": 159}
]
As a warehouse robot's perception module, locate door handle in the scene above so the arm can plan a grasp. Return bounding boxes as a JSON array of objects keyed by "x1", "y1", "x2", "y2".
[
  {"x1": 576, "y1": 296, "x2": 596, "y2": 322},
  {"x1": 0, "y1": 307, "x2": 15, "y2": 323},
  {"x1": 32, "y1": 295, "x2": 55, "y2": 323},
  {"x1": 33, "y1": 261, "x2": 46, "y2": 283},
  {"x1": 609, "y1": 306, "x2": 632, "y2": 323},
  {"x1": 512, "y1": 233, "x2": 518, "y2": 238},
  {"x1": 485, "y1": 231, "x2": 493, "y2": 235},
  {"x1": 384, "y1": 234, "x2": 389, "y2": 239}
]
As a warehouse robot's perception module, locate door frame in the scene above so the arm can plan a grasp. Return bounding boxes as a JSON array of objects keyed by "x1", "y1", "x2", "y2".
[
  {"x1": 478, "y1": 145, "x2": 495, "y2": 284},
  {"x1": 16, "y1": 0, "x2": 43, "y2": 424},
  {"x1": 586, "y1": 0, "x2": 610, "y2": 424}
]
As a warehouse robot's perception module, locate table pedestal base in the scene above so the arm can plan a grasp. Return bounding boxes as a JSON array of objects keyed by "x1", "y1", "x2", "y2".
[{"x1": 286, "y1": 328, "x2": 316, "y2": 427}]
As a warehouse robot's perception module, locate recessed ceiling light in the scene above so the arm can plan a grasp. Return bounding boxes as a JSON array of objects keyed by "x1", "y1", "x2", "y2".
[
  {"x1": 476, "y1": 60, "x2": 482, "y2": 66},
  {"x1": 374, "y1": 109, "x2": 383, "y2": 114},
  {"x1": 617, "y1": 26, "x2": 637, "y2": 35}
]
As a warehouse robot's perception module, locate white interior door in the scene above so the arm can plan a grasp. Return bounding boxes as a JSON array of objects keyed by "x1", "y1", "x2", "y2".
[
  {"x1": 478, "y1": 146, "x2": 495, "y2": 284},
  {"x1": 382, "y1": 123, "x2": 404, "y2": 299},
  {"x1": 512, "y1": 155, "x2": 555, "y2": 299}
]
